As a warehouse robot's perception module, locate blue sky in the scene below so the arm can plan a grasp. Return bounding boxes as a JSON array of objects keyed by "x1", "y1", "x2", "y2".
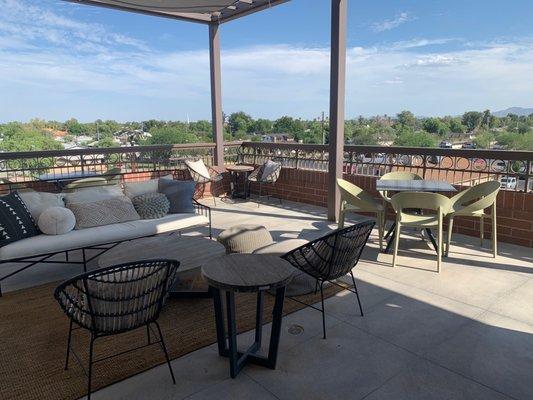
[{"x1": 0, "y1": 0, "x2": 532, "y2": 122}]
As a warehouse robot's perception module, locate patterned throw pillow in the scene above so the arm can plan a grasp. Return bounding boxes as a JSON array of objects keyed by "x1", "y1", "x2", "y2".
[
  {"x1": 132, "y1": 193, "x2": 170, "y2": 219},
  {"x1": 0, "y1": 192, "x2": 39, "y2": 246},
  {"x1": 67, "y1": 196, "x2": 140, "y2": 230}
]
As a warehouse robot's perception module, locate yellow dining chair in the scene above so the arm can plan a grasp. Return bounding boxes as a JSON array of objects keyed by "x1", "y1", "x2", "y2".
[
  {"x1": 378, "y1": 171, "x2": 423, "y2": 205},
  {"x1": 390, "y1": 192, "x2": 450, "y2": 273},
  {"x1": 446, "y1": 181, "x2": 500, "y2": 258},
  {"x1": 337, "y1": 178, "x2": 384, "y2": 250}
]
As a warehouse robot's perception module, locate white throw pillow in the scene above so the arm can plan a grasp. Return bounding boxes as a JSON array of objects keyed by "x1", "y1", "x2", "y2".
[
  {"x1": 18, "y1": 191, "x2": 65, "y2": 220},
  {"x1": 64, "y1": 184, "x2": 123, "y2": 205},
  {"x1": 261, "y1": 160, "x2": 281, "y2": 181},
  {"x1": 38, "y1": 207, "x2": 76, "y2": 235},
  {"x1": 123, "y1": 174, "x2": 173, "y2": 198},
  {"x1": 185, "y1": 160, "x2": 211, "y2": 180}
]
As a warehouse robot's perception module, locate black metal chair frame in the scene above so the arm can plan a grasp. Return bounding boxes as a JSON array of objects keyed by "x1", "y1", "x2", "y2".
[
  {"x1": 185, "y1": 160, "x2": 224, "y2": 206},
  {"x1": 0, "y1": 199, "x2": 211, "y2": 297},
  {"x1": 247, "y1": 162, "x2": 282, "y2": 207},
  {"x1": 282, "y1": 220, "x2": 375, "y2": 339},
  {"x1": 54, "y1": 259, "x2": 180, "y2": 400}
]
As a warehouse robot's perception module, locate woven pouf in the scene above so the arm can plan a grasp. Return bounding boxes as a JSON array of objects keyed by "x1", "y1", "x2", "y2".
[
  {"x1": 217, "y1": 224, "x2": 274, "y2": 254},
  {"x1": 253, "y1": 239, "x2": 318, "y2": 296}
]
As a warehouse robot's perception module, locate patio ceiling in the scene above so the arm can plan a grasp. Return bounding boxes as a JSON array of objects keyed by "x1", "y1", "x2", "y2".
[{"x1": 65, "y1": 0, "x2": 290, "y2": 24}]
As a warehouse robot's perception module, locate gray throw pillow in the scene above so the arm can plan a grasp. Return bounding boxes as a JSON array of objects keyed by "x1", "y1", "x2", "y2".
[
  {"x1": 132, "y1": 192, "x2": 170, "y2": 219},
  {"x1": 67, "y1": 196, "x2": 140, "y2": 229},
  {"x1": 158, "y1": 179, "x2": 196, "y2": 214}
]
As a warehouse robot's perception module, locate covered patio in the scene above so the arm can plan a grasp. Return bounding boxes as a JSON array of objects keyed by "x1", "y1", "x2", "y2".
[{"x1": 2, "y1": 199, "x2": 531, "y2": 399}]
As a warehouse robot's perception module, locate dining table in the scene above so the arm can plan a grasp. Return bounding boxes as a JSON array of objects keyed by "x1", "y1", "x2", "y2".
[{"x1": 376, "y1": 179, "x2": 457, "y2": 254}]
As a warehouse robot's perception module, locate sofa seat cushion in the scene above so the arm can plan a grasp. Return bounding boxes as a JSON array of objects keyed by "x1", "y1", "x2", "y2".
[{"x1": 0, "y1": 213, "x2": 209, "y2": 261}]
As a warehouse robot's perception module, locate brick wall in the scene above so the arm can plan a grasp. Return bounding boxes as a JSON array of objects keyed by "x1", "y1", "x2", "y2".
[{"x1": 249, "y1": 168, "x2": 533, "y2": 248}]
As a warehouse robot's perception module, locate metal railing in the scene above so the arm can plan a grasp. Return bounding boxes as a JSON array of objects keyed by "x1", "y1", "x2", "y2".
[
  {"x1": 239, "y1": 142, "x2": 533, "y2": 192},
  {"x1": 0, "y1": 142, "x2": 242, "y2": 191}
]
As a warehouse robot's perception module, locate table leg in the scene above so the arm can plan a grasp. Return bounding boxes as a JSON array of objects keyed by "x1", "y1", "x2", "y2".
[
  {"x1": 266, "y1": 286, "x2": 286, "y2": 368},
  {"x1": 425, "y1": 228, "x2": 439, "y2": 253},
  {"x1": 225, "y1": 291, "x2": 239, "y2": 378},
  {"x1": 212, "y1": 288, "x2": 226, "y2": 357},
  {"x1": 384, "y1": 222, "x2": 396, "y2": 254}
]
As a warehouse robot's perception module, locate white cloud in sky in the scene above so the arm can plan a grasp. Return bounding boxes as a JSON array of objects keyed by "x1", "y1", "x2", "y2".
[
  {"x1": 371, "y1": 12, "x2": 416, "y2": 33},
  {"x1": 0, "y1": 1, "x2": 532, "y2": 121}
]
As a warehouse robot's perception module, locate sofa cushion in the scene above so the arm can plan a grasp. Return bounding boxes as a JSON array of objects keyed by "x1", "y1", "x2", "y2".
[
  {"x1": 18, "y1": 191, "x2": 65, "y2": 220},
  {"x1": 68, "y1": 196, "x2": 140, "y2": 229},
  {"x1": 64, "y1": 185, "x2": 123, "y2": 205},
  {"x1": 132, "y1": 192, "x2": 170, "y2": 219},
  {"x1": 0, "y1": 192, "x2": 39, "y2": 247},
  {"x1": 158, "y1": 179, "x2": 196, "y2": 213},
  {"x1": 0, "y1": 213, "x2": 209, "y2": 260},
  {"x1": 124, "y1": 174, "x2": 173, "y2": 198},
  {"x1": 37, "y1": 207, "x2": 76, "y2": 235}
]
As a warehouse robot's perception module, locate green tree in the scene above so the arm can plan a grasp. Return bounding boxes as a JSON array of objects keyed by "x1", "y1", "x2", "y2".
[
  {"x1": 63, "y1": 118, "x2": 86, "y2": 136},
  {"x1": 461, "y1": 111, "x2": 483, "y2": 131},
  {"x1": 248, "y1": 118, "x2": 272, "y2": 134},
  {"x1": 95, "y1": 137, "x2": 118, "y2": 148},
  {"x1": 396, "y1": 111, "x2": 417, "y2": 128},
  {"x1": 273, "y1": 116, "x2": 305, "y2": 135},
  {"x1": 227, "y1": 111, "x2": 253, "y2": 135},
  {"x1": 394, "y1": 127, "x2": 436, "y2": 147},
  {"x1": 148, "y1": 126, "x2": 199, "y2": 145},
  {"x1": 473, "y1": 130, "x2": 494, "y2": 149},
  {"x1": 423, "y1": 118, "x2": 449, "y2": 137},
  {"x1": 448, "y1": 117, "x2": 465, "y2": 133}
]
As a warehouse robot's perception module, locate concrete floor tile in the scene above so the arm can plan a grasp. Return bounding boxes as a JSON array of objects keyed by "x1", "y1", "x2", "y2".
[{"x1": 427, "y1": 312, "x2": 533, "y2": 400}]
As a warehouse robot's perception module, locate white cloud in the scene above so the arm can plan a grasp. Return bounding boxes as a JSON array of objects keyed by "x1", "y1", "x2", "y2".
[
  {"x1": 0, "y1": 1, "x2": 532, "y2": 121},
  {"x1": 371, "y1": 12, "x2": 416, "y2": 33}
]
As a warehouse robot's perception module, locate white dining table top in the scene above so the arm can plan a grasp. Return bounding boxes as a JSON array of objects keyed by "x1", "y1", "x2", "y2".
[{"x1": 376, "y1": 179, "x2": 457, "y2": 192}]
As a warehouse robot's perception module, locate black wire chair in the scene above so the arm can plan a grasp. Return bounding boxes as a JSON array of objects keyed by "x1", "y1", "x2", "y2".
[
  {"x1": 185, "y1": 159, "x2": 224, "y2": 205},
  {"x1": 54, "y1": 259, "x2": 180, "y2": 400},
  {"x1": 247, "y1": 161, "x2": 282, "y2": 207},
  {"x1": 282, "y1": 220, "x2": 375, "y2": 339}
]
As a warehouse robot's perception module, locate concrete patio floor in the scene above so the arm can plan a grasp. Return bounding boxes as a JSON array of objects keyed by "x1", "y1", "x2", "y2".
[{"x1": 2, "y1": 198, "x2": 532, "y2": 400}]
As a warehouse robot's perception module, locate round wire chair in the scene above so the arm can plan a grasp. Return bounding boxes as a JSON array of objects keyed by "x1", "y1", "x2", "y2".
[
  {"x1": 55, "y1": 259, "x2": 179, "y2": 400},
  {"x1": 282, "y1": 220, "x2": 375, "y2": 338}
]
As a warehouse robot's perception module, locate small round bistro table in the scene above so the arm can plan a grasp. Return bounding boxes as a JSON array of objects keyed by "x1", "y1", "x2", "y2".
[
  {"x1": 201, "y1": 254, "x2": 295, "y2": 378},
  {"x1": 98, "y1": 235, "x2": 225, "y2": 298},
  {"x1": 225, "y1": 165, "x2": 255, "y2": 199}
]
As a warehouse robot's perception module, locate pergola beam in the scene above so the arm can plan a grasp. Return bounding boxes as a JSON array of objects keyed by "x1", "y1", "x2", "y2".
[
  {"x1": 209, "y1": 24, "x2": 225, "y2": 165},
  {"x1": 327, "y1": 0, "x2": 347, "y2": 221}
]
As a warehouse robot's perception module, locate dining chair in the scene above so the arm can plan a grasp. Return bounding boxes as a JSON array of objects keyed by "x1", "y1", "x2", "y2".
[
  {"x1": 282, "y1": 221, "x2": 375, "y2": 339},
  {"x1": 54, "y1": 259, "x2": 179, "y2": 400},
  {"x1": 337, "y1": 178, "x2": 384, "y2": 250},
  {"x1": 185, "y1": 159, "x2": 223, "y2": 205},
  {"x1": 446, "y1": 181, "x2": 500, "y2": 257},
  {"x1": 378, "y1": 171, "x2": 423, "y2": 205},
  {"x1": 390, "y1": 192, "x2": 450, "y2": 272},
  {"x1": 247, "y1": 160, "x2": 282, "y2": 207}
]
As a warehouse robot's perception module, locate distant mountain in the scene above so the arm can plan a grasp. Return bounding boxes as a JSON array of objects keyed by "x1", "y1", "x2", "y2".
[{"x1": 492, "y1": 107, "x2": 533, "y2": 117}]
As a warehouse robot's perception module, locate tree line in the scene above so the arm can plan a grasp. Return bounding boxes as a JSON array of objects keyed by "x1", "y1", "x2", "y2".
[{"x1": 0, "y1": 110, "x2": 531, "y2": 153}]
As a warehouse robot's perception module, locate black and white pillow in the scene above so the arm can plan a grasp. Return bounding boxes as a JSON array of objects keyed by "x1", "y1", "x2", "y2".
[{"x1": 0, "y1": 192, "x2": 39, "y2": 247}]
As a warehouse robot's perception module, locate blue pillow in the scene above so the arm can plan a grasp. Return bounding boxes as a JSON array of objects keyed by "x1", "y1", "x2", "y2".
[{"x1": 158, "y1": 179, "x2": 196, "y2": 214}]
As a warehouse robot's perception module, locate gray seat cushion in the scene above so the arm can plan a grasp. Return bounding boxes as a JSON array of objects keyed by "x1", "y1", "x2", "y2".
[{"x1": 217, "y1": 224, "x2": 273, "y2": 254}]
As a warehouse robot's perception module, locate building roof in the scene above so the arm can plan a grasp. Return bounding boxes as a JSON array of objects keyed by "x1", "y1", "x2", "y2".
[{"x1": 65, "y1": 0, "x2": 290, "y2": 24}]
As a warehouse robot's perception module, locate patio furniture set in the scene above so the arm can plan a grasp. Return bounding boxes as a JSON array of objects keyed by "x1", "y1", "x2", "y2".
[{"x1": 338, "y1": 172, "x2": 500, "y2": 272}]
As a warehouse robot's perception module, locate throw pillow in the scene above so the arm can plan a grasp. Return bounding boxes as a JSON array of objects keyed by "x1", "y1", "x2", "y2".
[
  {"x1": 132, "y1": 192, "x2": 170, "y2": 219},
  {"x1": 261, "y1": 160, "x2": 281, "y2": 181},
  {"x1": 185, "y1": 159, "x2": 211, "y2": 180},
  {"x1": 158, "y1": 179, "x2": 196, "y2": 214},
  {"x1": 67, "y1": 196, "x2": 140, "y2": 230},
  {"x1": 123, "y1": 174, "x2": 173, "y2": 198},
  {"x1": 38, "y1": 207, "x2": 76, "y2": 235},
  {"x1": 18, "y1": 191, "x2": 65, "y2": 220},
  {"x1": 0, "y1": 192, "x2": 39, "y2": 246},
  {"x1": 63, "y1": 185, "x2": 123, "y2": 205}
]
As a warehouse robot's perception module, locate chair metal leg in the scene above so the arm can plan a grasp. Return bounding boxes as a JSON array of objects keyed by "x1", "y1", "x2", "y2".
[
  {"x1": 437, "y1": 214, "x2": 443, "y2": 273},
  {"x1": 350, "y1": 271, "x2": 364, "y2": 316},
  {"x1": 492, "y1": 203, "x2": 497, "y2": 258},
  {"x1": 64, "y1": 320, "x2": 73, "y2": 370},
  {"x1": 320, "y1": 282, "x2": 326, "y2": 339},
  {"x1": 82, "y1": 248, "x2": 87, "y2": 273},
  {"x1": 479, "y1": 215, "x2": 484, "y2": 246},
  {"x1": 87, "y1": 335, "x2": 95, "y2": 400},
  {"x1": 377, "y1": 211, "x2": 383, "y2": 251},
  {"x1": 392, "y1": 222, "x2": 401, "y2": 268},
  {"x1": 154, "y1": 321, "x2": 176, "y2": 384}
]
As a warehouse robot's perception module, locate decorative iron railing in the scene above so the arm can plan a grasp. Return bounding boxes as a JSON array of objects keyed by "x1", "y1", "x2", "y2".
[
  {"x1": 239, "y1": 142, "x2": 533, "y2": 192},
  {"x1": 0, "y1": 142, "x2": 242, "y2": 191}
]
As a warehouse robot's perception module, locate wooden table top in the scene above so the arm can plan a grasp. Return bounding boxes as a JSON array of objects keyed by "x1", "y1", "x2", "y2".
[
  {"x1": 98, "y1": 235, "x2": 225, "y2": 272},
  {"x1": 376, "y1": 179, "x2": 457, "y2": 193},
  {"x1": 225, "y1": 165, "x2": 255, "y2": 172},
  {"x1": 202, "y1": 254, "x2": 295, "y2": 293}
]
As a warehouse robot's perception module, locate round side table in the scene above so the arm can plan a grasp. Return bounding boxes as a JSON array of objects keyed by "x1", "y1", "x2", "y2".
[
  {"x1": 202, "y1": 254, "x2": 294, "y2": 378},
  {"x1": 225, "y1": 165, "x2": 255, "y2": 199}
]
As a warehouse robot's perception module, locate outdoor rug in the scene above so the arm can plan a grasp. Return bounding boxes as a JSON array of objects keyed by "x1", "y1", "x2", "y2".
[{"x1": 0, "y1": 280, "x2": 343, "y2": 400}]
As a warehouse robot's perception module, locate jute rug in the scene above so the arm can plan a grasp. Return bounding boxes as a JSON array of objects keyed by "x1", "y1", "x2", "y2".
[{"x1": 0, "y1": 281, "x2": 342, "y2": 400}]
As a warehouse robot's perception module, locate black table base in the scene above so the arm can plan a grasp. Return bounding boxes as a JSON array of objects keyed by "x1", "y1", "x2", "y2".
[
  {"x1": 212, "y1": 287, "x2": 286, "y2": 378},
  {"x1": 383, "y1": 222, "x2": 439, "y2": 255}
]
